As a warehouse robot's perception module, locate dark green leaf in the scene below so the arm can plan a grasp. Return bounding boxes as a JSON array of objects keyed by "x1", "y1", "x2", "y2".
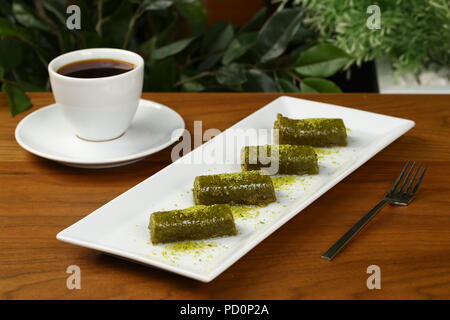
[
  {"x1": 0, "y1": 1, "x2": 13, "y2": 19},
  {"x1": 216, "y1": 63, "x2": 247, "y2": 86},
  {"x1": 42, "y1": 0, "x2": 67, "y2": 25},
  {"x1": 182, "y1": 81, "x2": 204, "y2": 92},
  {"x1": 201, "y1": 22, "x2": 225, "y2": 51},
  {"x1": 152, "y1": 37, "x2": 195, "y2": 60},
  {"x1": 0, "y1": 65, "x2": 5, "y2": 79},
  {"x1": 181, "y1": 75, "x2": 205, "y2": 92},
  {"x1": 269, "y1": 44, "x2": 313, "y2": 69},
  {"x1": 256, "y1": 9, "x2": 304, "y2": 63},
  {"x1": 202, "y1": 22, "x2": 234, "y2": 54},
  {"x1": 175, "y1": 1, "x2": 207, "y2": 35},
  {"x1": 197, "y1": 53, "x2": 222, "y2": 71},
  {"x1": 102, "y1": 3, "x2": 133, "y2": 48},
  {"x1": 82, "y1": 31, "x2": 103, "y2": 48},
  {"x1": 240, "y1": 7, "x2": 267, "y2": 33},
  {"x1": 277, "y1": 78, "x2": 300, "y2": 92},
  {"x1": 56, "y1": 30, "x2": 75, "y2": 52},
  {"x1": 294, "y1": 44, "x2": 351, "y2": 77},
  {"x1": 2, "y1": 82, "x2": 32, "y2": 116},
  {"x1": 291, "y1": 26, "x2": 315, "y2": 44},
  {"x1": 209, "y1": 24, "x2": 234, "y2": 54},
  {"x1": 12, "y1": 1, "x2": 50, "y2": 31},
  {"x1": 153, "y1": 14, "x2": 179, "y2": 47},
  {"x1": 140, "y1": 36, "x2": 158, "y2": 62},
  {"x1": 139, "y1": 0, "x2": 174, "y2": 10},
  {"x1": 0, "y1": 17, "x2": 31, "y2": 42},
  {"x1": 300, "y1": 77, "x2": 342, "y2": 93},
  {"x1": 222, "y1": 32, "x2": 257, "y2": 64},
  {"x1": 243, "y1": 69, "x2": 279, "y2": 92},
  {"x1": 15, "y1": 81, "x2": 45, "y2": 92},
  {"x1": 198, "y1": 22, "x2": 234, "y2": 71},
  {"x1": 147, "y1": 57, "x2": 177, "y2": 91},
  {"x1": 0, "y1": 37, "x2": 23, "y2": 71}
]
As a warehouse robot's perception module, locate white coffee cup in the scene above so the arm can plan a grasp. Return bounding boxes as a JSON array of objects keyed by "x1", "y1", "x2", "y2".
[{"x1": 48, "y1": 48, "x2": 144, "y2": 141}]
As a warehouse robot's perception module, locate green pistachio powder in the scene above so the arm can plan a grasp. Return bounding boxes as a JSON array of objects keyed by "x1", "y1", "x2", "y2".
[
  {"x1": 271, "y1": 175, "x2": 298, "y2": 190},
  {"x1": 156, "y1": 149, "x2": 343, "y2": 256},
  {"x1": 231, "y1": 205, "x2": 260, "y2": 219},
  {"x1": 160, "y1": 241, "x2": 220, "y2": 262},
  {"x1": 165, "y1": 241, "x2": 219, "y2": 253},
  {"x1": 158, "y1": 175, "x2": 310, "y2": 257},
  {"x1": 313, "y1": 148, "x2": 340, "y2": 159}
]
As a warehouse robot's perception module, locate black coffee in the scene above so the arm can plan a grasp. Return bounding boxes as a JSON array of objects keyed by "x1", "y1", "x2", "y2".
[{"x1": 57, "y1": 59, "x2": 134, "y2": 78}]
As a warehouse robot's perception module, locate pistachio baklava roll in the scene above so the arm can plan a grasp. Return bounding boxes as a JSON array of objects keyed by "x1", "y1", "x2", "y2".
[
  {"x1": 149, "y1": 204, "x2": 237, "y2": 244},
  {"x1": 274, "y1": 113, "x2": 347, "y2": 147},
  {"x1": 193, "y1": 171, "x2": 276, "y2": 206},
  {"x1": 241, "y1": 145, "x2": 319, "y2": 175}
]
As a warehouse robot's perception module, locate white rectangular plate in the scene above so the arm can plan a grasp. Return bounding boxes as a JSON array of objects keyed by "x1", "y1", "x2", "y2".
[{"x1": 57, "y1": 96, "x2": 415, "y2": 282}]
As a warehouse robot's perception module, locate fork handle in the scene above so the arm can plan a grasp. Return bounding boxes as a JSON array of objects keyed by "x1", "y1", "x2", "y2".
[{"x1": 321, "y1": 199, "x2": 389, "y2": 261}]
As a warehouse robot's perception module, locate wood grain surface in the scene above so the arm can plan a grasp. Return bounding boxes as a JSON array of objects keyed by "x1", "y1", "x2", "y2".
[{"x1": 0, "y1": 93, "x2": 449, "y2": 300}]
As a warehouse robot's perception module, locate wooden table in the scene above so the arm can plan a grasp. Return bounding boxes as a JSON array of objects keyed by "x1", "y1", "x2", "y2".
[{"x1": 1, "y1": 93, "x2": 449, "y2": 300}]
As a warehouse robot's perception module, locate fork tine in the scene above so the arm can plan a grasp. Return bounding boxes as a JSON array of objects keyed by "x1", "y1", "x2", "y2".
[
  {"x1": 404, "y1": 164, "x2": 421, "y2": 194},
  {"x1": 388, "y1": 161, "x2": 410, "y2": 194},
  {"x1": 411, "y1": 167, "x2": 427, "y2": 196},
  {"x1": 398, "y1": 161, "x2": 415, "y2": 193}
]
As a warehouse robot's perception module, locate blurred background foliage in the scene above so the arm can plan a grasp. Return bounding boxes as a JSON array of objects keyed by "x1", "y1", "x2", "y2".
[
  {"x1": 284, "y1": 0, "x2": 450, "y2": 73},
  {"x1": 0, "y1": 0, "x2": 352, "y2": 116}
]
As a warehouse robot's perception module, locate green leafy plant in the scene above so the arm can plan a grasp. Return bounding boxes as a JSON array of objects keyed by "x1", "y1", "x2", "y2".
[
  {"x1": 0, "y1": 0, "x2": 351, "y2": 116},
  {"x1": 289, "y1": 0, "x2": 450, "y2": 73}
]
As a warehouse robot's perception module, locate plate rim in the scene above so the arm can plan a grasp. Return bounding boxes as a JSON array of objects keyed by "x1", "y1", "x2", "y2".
[
  {"x1": 56, "y1": 95, "x2": 415, "y2": 282},
  {"x1": 14, "y1": 99, "x2": 185, "y2": 165}
]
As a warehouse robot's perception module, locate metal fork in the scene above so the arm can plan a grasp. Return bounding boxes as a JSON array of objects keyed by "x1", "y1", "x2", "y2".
[{"x1": 321, "y1": 161, "x2": 427, "y2": 261}]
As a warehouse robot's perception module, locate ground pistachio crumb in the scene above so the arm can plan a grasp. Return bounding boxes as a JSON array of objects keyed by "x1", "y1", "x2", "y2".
[
  {"x1": 314, "y1": 148, "x2": 340, "y2": 160},
  {"x1": 230, "y1": 205, "x2": 260, "y2": 219},
  {"x1": 165, "y1": 240, "x2": 218, "y2": 252},
  {"x1": 160, "y1": 241, "x2": 219, "y2": 261},
  {"x1": 271, "y1": 175, "x2": 298, "y2": 191}
]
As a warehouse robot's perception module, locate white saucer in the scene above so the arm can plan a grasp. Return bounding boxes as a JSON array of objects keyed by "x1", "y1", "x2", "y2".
[{"x1": 15, "y1": 99, "x2": 185, "y2": 168}]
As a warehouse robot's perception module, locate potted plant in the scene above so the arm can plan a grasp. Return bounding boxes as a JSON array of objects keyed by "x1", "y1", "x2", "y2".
[
  {"x1": 0, "y1": 0, "x2": 351, "y2": 116},
  {"x1": 289, "y1": 0, "x2": 450, "y2": 93}
]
